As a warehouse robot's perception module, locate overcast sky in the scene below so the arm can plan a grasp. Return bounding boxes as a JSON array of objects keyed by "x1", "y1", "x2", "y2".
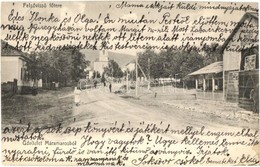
[{"x1": 1, "y1": 1, "x2": 258, "y2": 55}]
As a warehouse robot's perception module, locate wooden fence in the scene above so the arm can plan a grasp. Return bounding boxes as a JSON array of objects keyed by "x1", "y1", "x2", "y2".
[{"x1": 1, "y1": 79, "x2": 17, "y2": 98}]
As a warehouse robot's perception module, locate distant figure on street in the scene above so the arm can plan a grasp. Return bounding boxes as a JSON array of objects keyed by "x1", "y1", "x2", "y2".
[
  {"x1": 55, "y1": 82, "x2": 59, "y2": 90},
  {"x1": 94, "y1": 81, "x2": 97, "y2": 88},
  {"x1": 104, "y1": 81, "x2": 106, "y2": 87},
  {"x1": 74, "y1": 87, "x2": 81, "y2": 106},
  {"x1": 109, "y1": 83, "x2": 112, "y2": 93}
]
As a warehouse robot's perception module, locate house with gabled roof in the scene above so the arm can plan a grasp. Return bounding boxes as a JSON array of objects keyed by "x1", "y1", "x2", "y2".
[
  {"x1": 221, "y1": 12, "x2": 258, "y2": 111},
  {"x1": 187, "y1": 12, "x2": 258, "y2": 111},
  {"x1": 1, "y1": 40, "x2": 34, "y2": 94}
]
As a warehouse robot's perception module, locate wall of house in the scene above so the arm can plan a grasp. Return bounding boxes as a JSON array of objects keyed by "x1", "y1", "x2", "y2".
[
  {"x1": 17, "y1": 58, "x2": 24, "y2": 87},
  {"x1": 223, "y1": 17, "x2": 258, "y2": 71},
  {"x1": 1, "y1": 56, "x2": 19, "y2": 83},
  {"x1": 2, "y1": 56, "x2": 34, "y2": 94},
  {"x1": 223, "y1": 16, "x2": 258, "y2": 103},
  {"x1": 224, "y1": 71, "x2": 239, "y2": 102},
  {"x1": 99, "y1": 50, "x2": 108, "y2": 62},
  {"x1": 223, "y1": 32, "x2": 241, "y2": 71},
  {"x1": 17, "y1": 58, "x2": 33, "y2": 87},
  {"x1": 223, "y1": 38, "x2": 240, "y2": 102}
]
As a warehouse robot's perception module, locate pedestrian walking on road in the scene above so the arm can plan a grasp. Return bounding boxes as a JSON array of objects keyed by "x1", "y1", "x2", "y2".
[
  {"x1": 109, "y1": 83, "x2": 112, "y2": 93},
  {"x1": 74, "y1": 87, "x2": 81, "y2": 106},
  {"x1": 94, "y1": 80, "x2": 97, "y2": 88}
]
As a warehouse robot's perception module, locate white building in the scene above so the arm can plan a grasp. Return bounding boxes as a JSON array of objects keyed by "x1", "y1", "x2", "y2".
[
  {"x1": 1, "y1": 40, "x2": 34, "y2": 94},
  {"x1": 93, "y1": 50, "x2": 109, "y2": 76}
]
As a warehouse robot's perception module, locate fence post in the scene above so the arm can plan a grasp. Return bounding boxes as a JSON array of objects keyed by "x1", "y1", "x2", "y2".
[{"x1": 13, "y1": 79, "x2": 17, "y2": 94}]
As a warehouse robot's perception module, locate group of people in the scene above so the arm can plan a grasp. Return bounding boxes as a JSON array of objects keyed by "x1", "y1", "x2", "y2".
[
  {"x1": 98, "y1": 81, "x2": 112, "y2": 93},
  {"x1": 101, "y1": 81, "x2": 112, "y2": 93}
]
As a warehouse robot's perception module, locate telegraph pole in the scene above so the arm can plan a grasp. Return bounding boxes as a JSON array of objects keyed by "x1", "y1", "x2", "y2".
[
  {"x1": 126, "y1": 69, "x2": 129, "y2": 92},
  {"x1": 148, "y1": 58, "x2": 151, "y2": 90},
  {"x1": 135, "y1": 53, "x2": 138, "y2": 97}
]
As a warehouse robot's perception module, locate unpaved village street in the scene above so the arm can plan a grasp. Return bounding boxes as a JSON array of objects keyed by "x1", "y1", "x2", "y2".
[
  {"x1": 2, "y1": 84, "x2": 259, "y2": 166},
  {"x1": 71, "y1": 84, "x2": 259, "y2": 131}
]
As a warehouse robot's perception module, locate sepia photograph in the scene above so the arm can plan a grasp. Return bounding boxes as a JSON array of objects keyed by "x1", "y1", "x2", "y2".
[{"x1": 1, "y1": 1, "x2": 259, "y2": 166}]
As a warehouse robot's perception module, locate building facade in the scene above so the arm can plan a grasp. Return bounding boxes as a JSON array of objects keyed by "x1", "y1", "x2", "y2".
[
  {"x1": 222, "y1": 12, "x2": 259, "y2": 111},
  {"x1": 188, "y1": 61, "x2": 223, "y2": 92},
  {"x1": 1, "y1": 40, "x2": 34, "y2": 94},
  {"x1": 93, "y1": 50, "x2": 109, "y2": 76}
]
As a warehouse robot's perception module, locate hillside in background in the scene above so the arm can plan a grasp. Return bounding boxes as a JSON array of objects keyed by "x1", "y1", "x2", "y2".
[{"x1": 81, "y1": 50, "x2": 135, "y2": 68}]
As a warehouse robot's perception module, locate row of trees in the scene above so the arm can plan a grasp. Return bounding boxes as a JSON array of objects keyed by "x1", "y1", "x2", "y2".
[
  {"x1": 88, "y1": 42, "x2": 222, "y2": 83},
  {"x1": 92, "y1": 59, "x2": 124, "y2": 83},
  {"x1": 28, "y1": 49, "x2": 125, "y2": 87},
  {"x1": 26, "y1": 42, "x2": 221, "y2": 87},
  {"x1": 28, "y1": 49, "x2": 89, "y2": 86},
  {"x1": 103, "y1": 60, "x2": 124, "y2": 79},
  {"x1": 136, "y1": 43, "x2": 222, "y2": 80}
]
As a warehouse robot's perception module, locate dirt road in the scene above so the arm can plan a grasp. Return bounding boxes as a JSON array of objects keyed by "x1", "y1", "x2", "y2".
[
  {"x1": 2, "y1": 85, "x2": 259, "y2": 166},
  {"x1": 71, "y1": 85, "x2": 258, "y2": 131}
]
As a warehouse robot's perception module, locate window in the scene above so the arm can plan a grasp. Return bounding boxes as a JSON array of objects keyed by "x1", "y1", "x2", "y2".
[
  {"x1": 244, "y1": 55, "x2": 256, "y2": 71},
  {"x1": 21, "y1": 68, "x2": 24, "y2": 80},
  {"x1": 240, "y1": 47, "x2": 259, "y2": 70}
]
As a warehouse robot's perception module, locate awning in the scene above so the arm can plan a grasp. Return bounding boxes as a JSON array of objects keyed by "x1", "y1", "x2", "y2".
[{"x1": 189, "y1": 61, "x2": 223, "y2": 76}]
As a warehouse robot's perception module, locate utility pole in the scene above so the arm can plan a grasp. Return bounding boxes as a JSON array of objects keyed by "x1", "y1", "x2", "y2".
[
  {"x1": 175, "y1": 74, "x2": 178, "y2": 92},
  {"x1": 126, "y1": 69, "x2": 129, "y2": 92},
  {"x1": 148, "y1": 58, "x2": 150, "y2": 90},
  {"x1": 111, "y1": 61, "x2": 113, "y2": 82},
  {"x1": 135, "y1": 54, "x2": 138, "y2": 97}
]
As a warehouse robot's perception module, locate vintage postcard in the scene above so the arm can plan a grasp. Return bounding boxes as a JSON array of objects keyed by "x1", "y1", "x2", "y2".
[{"x1": 1, "y1": 1, "x2": 259, "y2": 166}]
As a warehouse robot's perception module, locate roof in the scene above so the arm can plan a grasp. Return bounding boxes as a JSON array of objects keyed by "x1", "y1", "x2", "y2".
[
  {"x1": 1, "y1": 40, "x2": 32, "y2": 61},
  {"x1": 125, "y1": 59, "x2": 136, "y2": 66},
  {"x1": 1, "y1": 40, "x2": 22, "y2": 56},
  {"x1": 189, "y1": 61, "x2": 223, "y2": 76},
  {"x1": 221, "y1": 12, "x2": 259, "y2": 53}
]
